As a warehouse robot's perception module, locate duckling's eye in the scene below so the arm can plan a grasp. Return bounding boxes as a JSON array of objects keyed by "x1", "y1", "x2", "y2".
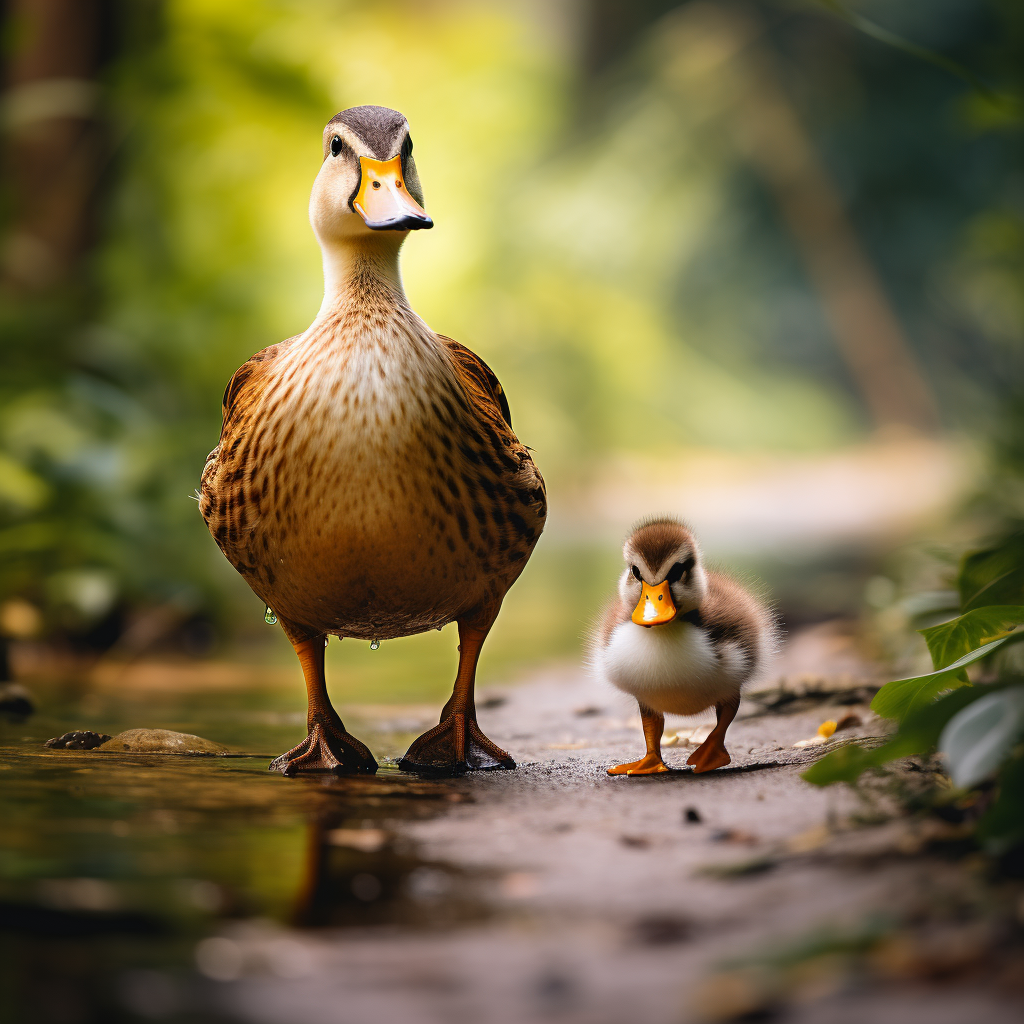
[
  {"x1": 630, "y1": 565, "x2": 642, "y2": 582},
  {"x1": 331, "y1": 135, "x2": 345, "y2": 157},
  {"x1": 372, "y1": 180, "x2": 381, "y2": 189},
  {"x1": 667, "y1": 557, "x2": 695, "y2": 584}
]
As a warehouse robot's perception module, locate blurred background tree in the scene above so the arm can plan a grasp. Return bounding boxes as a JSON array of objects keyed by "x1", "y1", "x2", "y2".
[{"x1": 0, "y1": 0, "x2": 1021, "y2": 676}]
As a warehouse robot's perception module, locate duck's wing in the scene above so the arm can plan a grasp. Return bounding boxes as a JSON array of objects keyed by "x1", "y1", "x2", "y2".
[
  {"x1": 199, "y1": 335, "x2": 299, "y2": 525},
  {"x1": 438, "y1": 335, "x2": 513, "y2": 429},
  {"x1": 698, "y1": 572, "x2": 773, "y2": 677},
  {"x1": 438, "y1": 333, "x2": 547, "y2": 560},
  {"x1": 219, "y1": 335, "x2": 301, "y2": 428}
]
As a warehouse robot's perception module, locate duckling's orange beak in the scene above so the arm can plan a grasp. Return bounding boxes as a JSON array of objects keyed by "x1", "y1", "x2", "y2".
[
  {"x1": 353, "y1": 155, "x2": 433, "y2": 231},
  {"x1": 632, "y1": 581, "x2": 677, "y2": 627}
]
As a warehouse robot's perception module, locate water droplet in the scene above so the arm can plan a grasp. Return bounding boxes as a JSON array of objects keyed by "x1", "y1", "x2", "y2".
[
  {"x1": 264, "y1": 606, "x2": 277, "y2": 625},
  {"x1": 369, "y1": 638, "x2": 380, "y2": 651}
]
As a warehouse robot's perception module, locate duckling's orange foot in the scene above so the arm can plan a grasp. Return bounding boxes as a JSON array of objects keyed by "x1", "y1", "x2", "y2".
[
  {"x1": 687, "y1": 739, "x2": 731, "y2": 774},
  {"x1": 398, "y1": 712, "x2": 516, "y2": 776},
  {"x1": 607, "y1": 754, "x2": 670, "y2": 776},
  {"x1": 269, "y1": 712, "x2": 377, "y2": 775}
]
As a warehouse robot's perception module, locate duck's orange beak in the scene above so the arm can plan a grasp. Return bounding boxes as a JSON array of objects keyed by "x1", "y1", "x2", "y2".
[
  {"x1": 632, "y1": 580, "x2": 677, "y2": 627},
  {"x1": 352, "y1": 155, "x2": 433, "y2": 231}
]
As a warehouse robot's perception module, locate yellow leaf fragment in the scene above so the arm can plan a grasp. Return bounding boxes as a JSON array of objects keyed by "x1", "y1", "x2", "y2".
[{"x1": 817, "y1": 719, "x2": 838, "y2": 738}]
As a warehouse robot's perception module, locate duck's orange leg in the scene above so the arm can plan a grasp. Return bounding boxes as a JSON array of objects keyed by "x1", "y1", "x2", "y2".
[
  {"x1": 608, "y1": 706, "x2": 670, "y2": 776},
  {"x1": 687, "y1": 697, "x2": 739, "y2": 773},
  {"x1": 399, "y1": 614, "x2": 515, "y2": 776},
  {"x1": 269, "y1": 624, "x2": 377, "y2": 775}
]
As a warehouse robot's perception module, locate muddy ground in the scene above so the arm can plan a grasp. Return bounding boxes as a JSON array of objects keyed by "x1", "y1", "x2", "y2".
[
  {"x1": 5, "y1": 622, "x2": 1024, "y2": 1024},
  {"x1": 200, "y1": 653, "x2": 1024, "y2": 1023}
]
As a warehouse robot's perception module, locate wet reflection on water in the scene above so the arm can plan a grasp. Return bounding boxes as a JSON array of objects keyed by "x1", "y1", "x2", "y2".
[{"x1": 0, "y1": 683, "x2": 487, "y2": 1023}]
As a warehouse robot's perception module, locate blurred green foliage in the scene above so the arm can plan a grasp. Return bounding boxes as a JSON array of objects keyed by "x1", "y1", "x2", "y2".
[
  {"x1": 805, "y1": 529, "x2": 1024, "y2": 859},
  {"x1": 0, "y1": 0, "x2": 1022, "y2": 648}
]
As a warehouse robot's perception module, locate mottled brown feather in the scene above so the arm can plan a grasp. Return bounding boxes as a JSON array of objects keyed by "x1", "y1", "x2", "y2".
[
  {"x1": 199, "y1": 273, "x2": 545, "y2": 643},
  {"x1": 685, "y1": 573, "x2": 771, "y2": 675}
]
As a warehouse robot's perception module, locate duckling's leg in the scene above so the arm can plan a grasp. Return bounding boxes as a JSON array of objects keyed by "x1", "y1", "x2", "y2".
[
  {"x1": 687, "y1": 697, "x2": 739, "y2": 773},
  {"x1": 399, "y1": 615, "x2": 515, "y2": 775},
  {"x1": 269, "y1": 625, "x2": 377, "y2": 775},
  {"x1": 608, "y1": 705, "x2": 670, "y2": 775}
]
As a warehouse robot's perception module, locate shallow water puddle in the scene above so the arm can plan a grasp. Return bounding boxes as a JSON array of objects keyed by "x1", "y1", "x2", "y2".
[
  {"x1": 0, "y1": 747, "x2": 483, "y2": 927},
  {"x1": 0, "y1": 701, "x2": 489, "y2": 1023}
]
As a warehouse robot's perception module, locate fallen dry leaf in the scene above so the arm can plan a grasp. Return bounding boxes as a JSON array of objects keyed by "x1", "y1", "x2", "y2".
[
  {"x1": 785, "y1": 823, "x2": 830, "y2": 854},
  {"x1": 793, "y1": 734, "x2": 828, "y2": 748}
]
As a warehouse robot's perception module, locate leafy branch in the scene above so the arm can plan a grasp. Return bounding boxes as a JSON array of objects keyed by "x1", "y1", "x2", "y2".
[
  {"x1": 811, "y1": 0, "x2": 1021, "y2": 114},
  {"x1": 803, "y1": 533, "x2": 1024, "y2": 853}
]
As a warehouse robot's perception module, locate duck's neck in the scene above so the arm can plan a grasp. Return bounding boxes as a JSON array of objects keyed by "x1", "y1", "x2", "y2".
[{"x1": 316, "y1": 235, "x2": 409, "y2": 322}]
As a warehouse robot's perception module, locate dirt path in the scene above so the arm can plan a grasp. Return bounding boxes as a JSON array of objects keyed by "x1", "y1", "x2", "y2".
[{"x1": 191, "y1": 661, "x2": 1024, "y2": 1024}]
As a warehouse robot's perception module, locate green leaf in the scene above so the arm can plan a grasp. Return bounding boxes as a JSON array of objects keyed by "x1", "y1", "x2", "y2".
[
  {"x1": 803, "y1": 687, "x2": 983, "y2": 787},
  {"x1": 959, "y1": 534, "x2": 1024, "y2": 610},
  {"x1": 811, "y1": 0, "x2": 1007, "y2": 102},
  {"x1": 871, "y1": 636, "x2": 1012, "y2": 721},
  {"x1": 977, "y1": 751, "x2": 1024, "y2": 853},
  {"x1": 920, "y1": 606, "x2": 1024, "y2": 670},
  {"x1": 939, "y1": 686, "x2": 1024, "y2": 788},
  {"x1": 964, "y1": 568, "x2": 1024, "y2": 611},
  {"x1": 801, "y1": 741, "x2": 894, "y2": 786}
]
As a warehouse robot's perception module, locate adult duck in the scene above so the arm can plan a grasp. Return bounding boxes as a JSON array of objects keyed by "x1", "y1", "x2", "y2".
[{"x1": 200, "y1": 106, "x2": 546, "y2": 776}]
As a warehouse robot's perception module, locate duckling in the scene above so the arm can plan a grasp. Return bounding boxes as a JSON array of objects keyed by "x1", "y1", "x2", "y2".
[
  {"x1": 199, "y1": 106, "x2": 546, "y2": 776},
  {"x1": 591, "y1": 517, "x2": 775, "y2": 775}
]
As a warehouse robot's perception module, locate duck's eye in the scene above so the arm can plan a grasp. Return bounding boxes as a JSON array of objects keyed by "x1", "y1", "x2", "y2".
[
  {"x1": 330, "y1": 135, "x2": 343, "y2": 157},
  {"x1": 630, "y1": 565, "x2": 642, "y2": 582},
  {"x1": 372, "y1": 180, "x2": 381, "y2": 189}
]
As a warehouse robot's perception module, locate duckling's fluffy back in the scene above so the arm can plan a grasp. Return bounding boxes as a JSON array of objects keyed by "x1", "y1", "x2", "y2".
[{"x1": 589, "y1": 568, "x2": 779, "y2": 718}]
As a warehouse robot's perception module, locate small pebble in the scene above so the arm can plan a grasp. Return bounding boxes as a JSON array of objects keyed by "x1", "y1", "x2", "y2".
[
  {"x1": 0, "y1": 682, "x2": 35, "y2": 718},
  {"x1": 46, "y1": 730, "x2": 112, "y2": 750},
  {"x1": 684, "y1": 807, "x2": 702, "y2": 824},
  {"x1": 620, "y1": 835, "x2": 651, "y2": 849},
  {"x1": 98, "y1": 729, "x2": 226, "y2": 754},
  {"x1": 631, "y1": 913, "x2": 690, "y2": 946},
  {"x1": 710, "y1": 828, "x2": 757, "y2": 845}
]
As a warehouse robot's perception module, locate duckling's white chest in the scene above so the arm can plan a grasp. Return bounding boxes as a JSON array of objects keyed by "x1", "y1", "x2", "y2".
[{"x1": 598, "y1": 619, "x2": 747, "y2": 716}]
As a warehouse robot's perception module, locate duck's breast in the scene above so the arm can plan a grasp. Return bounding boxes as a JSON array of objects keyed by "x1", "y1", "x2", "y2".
[
  {"x1": 598, "y1": 619, "x2": 748, "y2": 715},
  {"x1": 209, "y1": 311, "x2": 535, "y2": 637}
]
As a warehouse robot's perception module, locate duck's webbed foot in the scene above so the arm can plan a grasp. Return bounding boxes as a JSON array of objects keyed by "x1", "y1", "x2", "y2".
[
  {"x1": 686, "y1": 737, "x2": 731, "y2": 773},
  {"x1": 607, "y1": 752, "x2": 670, "y2": 776},
  {"x1": 399, "y1": 712, "x2": 516, "y2": 776},
  {"x1": 269, "y1": 710, "x2": 377, "y2": 776}
]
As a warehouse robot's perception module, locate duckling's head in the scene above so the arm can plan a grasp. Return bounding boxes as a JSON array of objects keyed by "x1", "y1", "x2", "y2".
[
  {"x1": 620, "y1": 517, "x2": 707, "y2": 627},
  {"x1": 310, "y1": 105, "x2": 432, "y2": 245}
]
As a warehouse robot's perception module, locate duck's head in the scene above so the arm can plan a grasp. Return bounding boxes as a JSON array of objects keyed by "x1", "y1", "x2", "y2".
[
  {"x1": 310, "y1": 105, "x2": 432, "y2": 245},
  {"x1": 619, "y1": 517, "x2": 707, "y2": 628}
]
